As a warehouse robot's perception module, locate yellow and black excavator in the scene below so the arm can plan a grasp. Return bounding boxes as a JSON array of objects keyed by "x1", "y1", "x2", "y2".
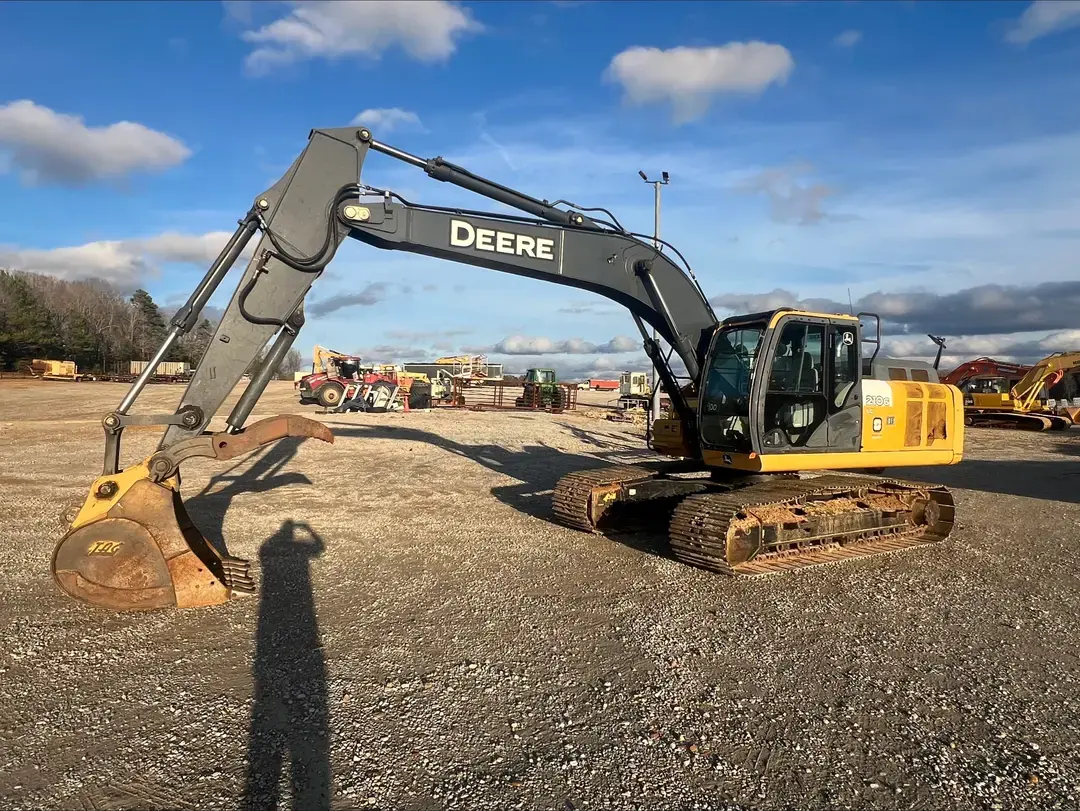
[
  {"x1": 51, "y1": 125, "x2": 964, "y2": 612},
  {"x1": 964, "y1": 351, "x2": 1080, "y2": 431}
]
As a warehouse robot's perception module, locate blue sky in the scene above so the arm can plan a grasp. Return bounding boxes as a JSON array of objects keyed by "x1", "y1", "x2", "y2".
[{"x1": 1, "y1": 0, "x2": 1079, "y2": 377}]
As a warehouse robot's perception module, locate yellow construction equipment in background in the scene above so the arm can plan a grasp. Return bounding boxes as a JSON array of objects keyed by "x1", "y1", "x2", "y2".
[
  {"x1": 30, "y1": 359, "x2": 84, "y2": 381},
  {"x1": 966, "y1": 351, "x2": 1080, "y2": 430}
]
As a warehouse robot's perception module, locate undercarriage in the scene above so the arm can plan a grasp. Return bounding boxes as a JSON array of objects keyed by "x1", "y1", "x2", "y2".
[
  {"x1": 552, "y1": 462, "x2": 955, "y2": 576},
  {"x1": 964, "y1": 409, "x2": 1072, "y2": 431}
]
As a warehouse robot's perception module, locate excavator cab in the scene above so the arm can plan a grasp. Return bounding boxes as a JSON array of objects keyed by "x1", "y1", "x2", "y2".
[
  {"x1": 699, "y1": 311, "x2": 863, "y2": 458},
  {"x1": 652, "y1": 308, "x2": 964, "y2": 474}
]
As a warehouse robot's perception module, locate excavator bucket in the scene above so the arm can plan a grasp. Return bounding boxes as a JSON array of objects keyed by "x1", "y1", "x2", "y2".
[
  {"x1": 1059, "y1": 406, "x2": 1080, "y2": 425},
  {"x1": 51, "y1": 415, "x2": 333, "y2": 612}
]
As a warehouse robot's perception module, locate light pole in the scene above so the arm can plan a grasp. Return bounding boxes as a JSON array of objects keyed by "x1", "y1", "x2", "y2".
[{"x1": 639, "y1": 170, "x2": 669, "y2": 430}]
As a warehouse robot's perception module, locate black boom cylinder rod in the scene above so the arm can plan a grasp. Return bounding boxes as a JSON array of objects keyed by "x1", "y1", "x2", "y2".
[
  {"x1": 173, "y1": 215, "x2": 260, "y2": 333},
  {"x1": 117, "y1": 216, "x2": 260, "y2": 416},
  {"x1": 366, "y1": 138, "x2": 600, "y2": 230}
]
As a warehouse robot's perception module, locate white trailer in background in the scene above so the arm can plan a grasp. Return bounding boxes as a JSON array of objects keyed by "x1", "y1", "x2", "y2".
[{"x1": 617, "y1": 371, "x2": 652, "y2": 410}]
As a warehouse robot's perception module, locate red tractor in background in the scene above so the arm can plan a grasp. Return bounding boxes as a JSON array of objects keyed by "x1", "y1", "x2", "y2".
[{"x1": 296, "y1": 344, "x2": 368, "y2": 408}]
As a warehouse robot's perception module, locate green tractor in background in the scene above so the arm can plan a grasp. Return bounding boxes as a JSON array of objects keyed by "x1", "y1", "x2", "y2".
[{"x1": 516, "y1": 368, "x2": 567, "y2": 410}]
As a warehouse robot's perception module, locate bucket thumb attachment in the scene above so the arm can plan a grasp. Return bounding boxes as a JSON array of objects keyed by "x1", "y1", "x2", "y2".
[{"x1": 51, "y1": 415, "x2": 334, "y2": 612}]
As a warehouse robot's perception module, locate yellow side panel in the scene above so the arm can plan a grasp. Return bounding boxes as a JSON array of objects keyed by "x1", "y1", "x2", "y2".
[{"x1": 858, "y1": 379, "x2": 962, "y2": 455}]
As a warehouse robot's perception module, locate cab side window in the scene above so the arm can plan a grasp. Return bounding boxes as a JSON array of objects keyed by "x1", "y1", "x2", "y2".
[
  {"x1": 768, "y1": 323, "x2": 825, "y2": 393},
  {"x1": 830, "y1": 327, "x2": 859, "y2": 410}
]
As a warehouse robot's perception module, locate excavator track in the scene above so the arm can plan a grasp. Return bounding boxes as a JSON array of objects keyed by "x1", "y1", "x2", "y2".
[
  {"x1": 966, "y1": 411, "x2": 1071, "y2": 431},
  {"x1": 668, "y1": 474, "x2": 954, "y2": 577},
  {"x1": 552, "y1": 465, "x2": 661, "y2": 532}
]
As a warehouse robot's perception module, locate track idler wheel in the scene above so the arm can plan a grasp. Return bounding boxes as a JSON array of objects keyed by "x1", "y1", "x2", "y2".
[{"x1": 51, "y1": 414, "x2": 333, "y2": 612}]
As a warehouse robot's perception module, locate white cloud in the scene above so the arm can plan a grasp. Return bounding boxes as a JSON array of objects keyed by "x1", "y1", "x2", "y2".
[
  {"x1": 133, "y1": 232, "x2": 254, "y2": 265},
  {"x1": 481, "y1": 335, "x2": 639, "y2": 355},
  {"x1": 240, "y1": 0, "x2": 483, "y2": 75},
  {"x1": 351, "y1": 107, "x2": 424, "y2": 133},
  {"x1": 735, "y1": 162, "x2": 835, "y2": 225},
  {"x1": 488, "y1": 352, "x2": 653, "y2": 382},
  {"x1": 834, "y1": 29, "x2": 862, "y2": 47},
  {"x1": 603, "y1": 42, "x2": 795, "y2": 124},
  {"x1": 0, "y1": 231, "x2": 255, "y2": 288},
  {"x1": 1004, "y1": 0, "x2": 1080, "y2": 44},
  {"x1": 0, "y1": 100, "x2": 191, "y2": 187},
  {"x1": 884, "y1": 329, "x2": 1080, "y2": 367}
]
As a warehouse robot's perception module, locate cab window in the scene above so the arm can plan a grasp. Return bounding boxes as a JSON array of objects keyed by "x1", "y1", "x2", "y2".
[
  {"x1": 761, "y1": 321, "x2": 826, "y2": 448},
  {"x1": 768, "y1": 322, "x2": 825, "y2": 394},
  {"x1": 700, "y1": 326, "x2": 764, "y2": 452},
  {"x1": 831, "y1": 327, "x2": 859, "y2": 409}
]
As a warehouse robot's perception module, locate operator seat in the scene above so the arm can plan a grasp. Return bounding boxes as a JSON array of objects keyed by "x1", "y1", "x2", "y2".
[{"x1": 773, "y1": 350, "x2": 822, "y2": 444}]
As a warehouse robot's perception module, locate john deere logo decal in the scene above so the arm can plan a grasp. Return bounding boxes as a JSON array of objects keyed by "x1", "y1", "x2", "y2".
[{"x1": 87, "y1": 541, "x2": 122, "y2": 556}]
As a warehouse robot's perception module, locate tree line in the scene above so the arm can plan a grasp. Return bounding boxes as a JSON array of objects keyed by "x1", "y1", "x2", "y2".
[{"x1": 0, "y1": 269, "x2": 301, "y2": 378}]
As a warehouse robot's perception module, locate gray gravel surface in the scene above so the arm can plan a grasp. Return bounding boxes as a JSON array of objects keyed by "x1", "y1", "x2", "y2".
[{"x1": 1, "y1": 380, "x2": 1079, "y2": 810}]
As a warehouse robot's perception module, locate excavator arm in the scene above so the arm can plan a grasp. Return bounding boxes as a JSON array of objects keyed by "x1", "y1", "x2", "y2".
[
  {"x1": 52, "y1": 125, "x2": 719, "y2": 612},
  {"x1": 1011, "y1": 351, "x2": 1080, "y2": 410},
  {"x1": 940, "y1": 357, "x2": 1032, "y2": 388},
  {"x1": 155, "y1": 127, "x2": 715, "y2": 454}
]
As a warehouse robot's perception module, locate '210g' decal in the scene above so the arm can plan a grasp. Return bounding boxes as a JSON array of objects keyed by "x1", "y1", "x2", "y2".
[{"x1": 861, "y1": 380, "x2": 893, "y2": 408}]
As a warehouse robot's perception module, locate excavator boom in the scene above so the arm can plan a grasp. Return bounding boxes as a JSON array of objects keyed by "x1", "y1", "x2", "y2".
[
  {"x1": 1010, "y1": 352, "x2": 1080, "y2": 409},
  {"x1": 940, "y1": 357, "x2": 1032, "y2": 388},
  {"x1": 157, "y1": 128, "x2": 715, "y2": 453},
  {"x1": 52, "y1": 125, "x2": 720, "y2": 611}
]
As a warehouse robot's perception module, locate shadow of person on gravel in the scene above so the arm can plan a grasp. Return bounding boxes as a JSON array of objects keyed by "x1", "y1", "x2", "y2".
[
  {"x1": 242, "y1": 519, "x2": 330, "y2": 811},
  {"x1": 183, "y1": 436, "x2": 312, "y2": 555},
  {"x1": 326, "y1": 422, "x2": 674, "y2": 557}
]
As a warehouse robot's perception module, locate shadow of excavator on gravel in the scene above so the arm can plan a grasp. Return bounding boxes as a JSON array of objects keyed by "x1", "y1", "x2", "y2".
[
  {"x1": 183, "y1": 439, "x2": 332, "y2": 811},
  {"x1": 325, "y1": 421, "x2": 677, "y2": 557},
  {"x1": 329, "y1": 419, "x2": 1080, "y2": 516},
  {"x1": 184, "y1": 436, "x2": 315, "y2": 555}
]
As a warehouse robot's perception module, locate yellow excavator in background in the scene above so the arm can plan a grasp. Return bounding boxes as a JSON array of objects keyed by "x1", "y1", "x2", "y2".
[
  {"x1": 50, "y1": 125, "x2": 964, "y2": 613},
  {"x1": 965, "y1": 351, "x2": 1080, "y2": 431}
]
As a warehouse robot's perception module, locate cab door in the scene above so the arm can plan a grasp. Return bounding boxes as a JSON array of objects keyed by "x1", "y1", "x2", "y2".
[
  {"x1": 825, "y1": 323, "x2": 862, "y2": 450},
  {"x1": 698, "y1": 323, "x2": 766, "y2": 454},
  {"x1": 756, "y1": 315, "x2": 863, "y2": 453},
  {"x1": 758, "y1": 319, "x2": 830, "y2": 451}
]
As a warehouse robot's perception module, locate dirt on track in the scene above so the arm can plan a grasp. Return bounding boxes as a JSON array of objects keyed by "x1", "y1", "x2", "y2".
[{"x1": 1, "y1": 379, "x2": 1079, "y2": 810}]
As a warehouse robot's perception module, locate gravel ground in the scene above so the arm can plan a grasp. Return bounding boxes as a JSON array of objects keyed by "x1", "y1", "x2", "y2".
[{"x1": 1, "y1": 379, "x2": 1079, "y2": 810}]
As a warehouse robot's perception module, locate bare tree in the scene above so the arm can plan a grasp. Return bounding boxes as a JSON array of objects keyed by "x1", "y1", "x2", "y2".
[{"x1": 277, "y1": 348, "x2": 303, "y2": 380}]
